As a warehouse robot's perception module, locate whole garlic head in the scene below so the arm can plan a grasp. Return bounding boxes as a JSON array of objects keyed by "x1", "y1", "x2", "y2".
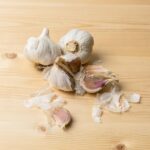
[
  {"x1": 24, "y1": 28, "x2": 62, "y2": 65},
  {"x1": 59, "y1": 29, "x2": 94, "y2": 64},
  {"x1": 48, "y1": 64, "x2": 75, "y2": 92}
]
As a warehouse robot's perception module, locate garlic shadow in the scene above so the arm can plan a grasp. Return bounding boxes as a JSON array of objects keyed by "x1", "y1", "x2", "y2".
[{"x1": 88, "y1": 50, "x2": 104, "y2": 65}]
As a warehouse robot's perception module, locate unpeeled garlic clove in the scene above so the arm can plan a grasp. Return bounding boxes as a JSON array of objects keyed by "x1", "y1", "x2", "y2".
[
  {"x1": 80, "y1": 65, "x2": 118, "y2": 93},
  {"x1": 47, "y1": 64, "x2": 75, "y2": 92},
  {"x1": 55, "y1": 53, "x2": 81, "y2": 75},
  {"x1": 59, "y1": 29, "x2": 94, "y2": 64},
  {"x1": 24, "y1": 28, "x2": 62, "y2": 66}
]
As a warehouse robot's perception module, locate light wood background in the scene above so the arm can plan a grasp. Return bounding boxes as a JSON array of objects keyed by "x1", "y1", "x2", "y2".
[{"x1": 0, "y1": 0, "x2": 150, "y2": 150}]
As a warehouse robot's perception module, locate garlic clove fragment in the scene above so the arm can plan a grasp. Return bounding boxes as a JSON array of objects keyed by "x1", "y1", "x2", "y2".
[
  {"x1": 59, "y1": 29, "x2": 94, "y2": 64},
  {"x1": 48, "y1": 64, "x2": 75, "y2": 92},
  {"x1": 80, "y1": 65, "x2": 118, "y2": 93},
  {"x1": 24, "y1": 28, "x2": 62, "y2": 66}
]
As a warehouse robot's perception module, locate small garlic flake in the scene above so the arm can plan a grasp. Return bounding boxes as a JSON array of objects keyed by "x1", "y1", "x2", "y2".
[
  {"x1": 92, "y1": 105, "x2": 102, "y2": 123},
  {"x1": 127, "y1": 93, "x2": 141, "y2": 103}
]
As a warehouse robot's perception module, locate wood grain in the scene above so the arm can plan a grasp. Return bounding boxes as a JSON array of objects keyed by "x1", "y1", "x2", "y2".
[{"x1": 0, "y1": 0, "x2": 150, "y2": 150}]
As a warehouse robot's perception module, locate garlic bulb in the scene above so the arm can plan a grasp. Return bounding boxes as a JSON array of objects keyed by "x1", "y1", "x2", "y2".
[
  {"x1": 59, "y1": 29, "x2": 94, "y2": 64},
  {"x1": 48, "y1": 64, "x2": 75, "y2": 92},
  {"x1": 24, "y1": 28, "x2": 62, "y2": 65}
]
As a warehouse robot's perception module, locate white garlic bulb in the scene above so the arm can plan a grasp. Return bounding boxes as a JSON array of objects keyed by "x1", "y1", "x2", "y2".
[
  {"x1": 48, "y1": 64, "x2": 75, "y2": 92},
  {"x1": 24, "y1": 28, "x2": 62, "y2": 65},
  {"x1": 59, "y1": 29, "x2": 94, "y2": 64}
]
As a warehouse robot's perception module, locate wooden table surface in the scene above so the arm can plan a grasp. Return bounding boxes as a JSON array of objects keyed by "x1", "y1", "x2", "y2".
[{"x1": 0, "y1": 0, "x2": 150, "y2": 150}]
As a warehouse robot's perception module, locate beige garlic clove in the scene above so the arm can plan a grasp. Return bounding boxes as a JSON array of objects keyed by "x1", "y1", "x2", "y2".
[
  {"x1": 52, "y1": 108, "x2": 71, "y2": 128},
  {"x1": 48, "y1": 64, "x2": 75, "y2": 92},
  {"x1": 80, "y1": 65, "x2": 118, "y2": 93},
  {"x1": 24, "y1": 28, "x2": 62, "y2": 66},
  {"x1": 59, "y1": 29, "x2": 94, "y2": 64},
  {"x1": 55, "y1": 53, "x2": 81, "y2": 75}
]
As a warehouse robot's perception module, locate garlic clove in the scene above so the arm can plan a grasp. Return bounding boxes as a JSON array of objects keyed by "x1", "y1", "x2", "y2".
[
  {"x1": 59, "y1": 29, "x2": 94, "y2": 64},
  {"x1": 48, "y1": 64, "x2": 75, "y2": 91},
  {"x1": 24, "y1": 28, "x2": 62, "y2": 66},
  {"x1": 52, "y1": 108, "x2": 71, "y2": 128},
  {"x1": 80, "y1": 65, "x2": 118, "y2": 93},
  {"x1": 55, "y1": 53, "x2": 81, "y2": 75}
]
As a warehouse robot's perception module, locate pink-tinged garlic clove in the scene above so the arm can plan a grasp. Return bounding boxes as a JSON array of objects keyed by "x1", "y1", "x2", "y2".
[
  {"x1": 52, "y1": 108, "x2": 71, "y2": 128},
  {"x1": 80, "y1": 76, "x2": 107, "y2": 93},
  {"x1": 80, "y1": 65, "x2": 118, "y2": 93}
]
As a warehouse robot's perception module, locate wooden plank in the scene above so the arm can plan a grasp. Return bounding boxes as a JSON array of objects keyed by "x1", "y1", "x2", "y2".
[{"x1": 0, "y1": 0, "x2": 150, "y2": 150}]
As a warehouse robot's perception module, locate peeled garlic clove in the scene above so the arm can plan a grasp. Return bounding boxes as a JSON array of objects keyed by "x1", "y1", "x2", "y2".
[
  {"x1": 48, "y1": 64, "x2": 75, "y2": 91},
  {"x1": 59, "y1": 29, "x2": 94, "y2": 64},
  {"x1": 80, "y1": 65, "x2": 118, "y2": 93},
  {"x1": 52, "y1": 108, "x2": 71, "y2": 128},
  {"x1": 55, "y1": 53, "x2": 81, "y2": 75},
  {"x1": 24, "y1": 28, "x2": 62, "y2": 66}
]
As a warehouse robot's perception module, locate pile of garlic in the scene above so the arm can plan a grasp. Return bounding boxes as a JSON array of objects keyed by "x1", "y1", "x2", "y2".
[{"x1": 24, "y1": 28, "x2": 141, "y2": 129}]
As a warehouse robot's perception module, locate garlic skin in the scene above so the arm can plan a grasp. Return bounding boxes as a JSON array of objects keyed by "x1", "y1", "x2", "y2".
[
  {"x1": 92, "y1": 105, "x2": 102, "y2": 123},
  {"x1": 59, "y1": 29, "x2": 94, "y2": 64},
  {"x1": 24, "y1": 28, "x2": 62, "y2": 65},
  {"x1": 48, "y1": 64, "x2": 75, "y2": 92}
]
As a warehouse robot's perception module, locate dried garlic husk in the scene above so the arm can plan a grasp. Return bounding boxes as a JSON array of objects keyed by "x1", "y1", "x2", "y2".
[
  {"x1": 92, "y1": 105, "x2": 102, "y2": 123},
  {"x1": 24, "y1": 94, "x2": 72, "y2": 128},
  {"x1": 47, "y1": 64, "x2": 75, "y2": 92},
  {"x1": 74, "y1": 66, "x2": 86, "y2": 95},
  {"x1": 80, "y1": 65, "x2": 118, "y2": 93},
  {"x1": 24, "y1": 93, "x2": 56, "y2": 110},
  {"x1": 96, "y1": 87, "x2": 131, "y2": 113},
  {"x1": 96, "y1": 92, "x2": 112, "y2": 108},
  {"x1": 24, "y1": 28, "x2": 62, "y2": 66},
  {"x1": 59, "y1": 29, "x2": 94, "y2": 64},
  {"x1": 126, "y1": 93, "x2": 141, "y2": 103}
]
